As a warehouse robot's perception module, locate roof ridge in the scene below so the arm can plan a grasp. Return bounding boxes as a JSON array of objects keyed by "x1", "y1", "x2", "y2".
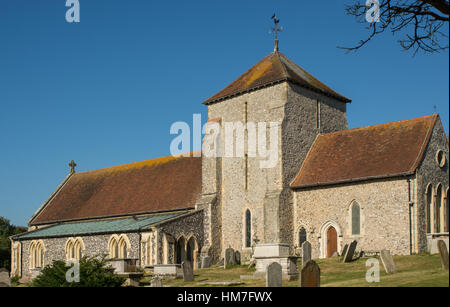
[
  {"x1": 76, "y1": 152, "x2": 200, "y2": 175},
  {"x1": 318, "y1": 114, "x2": 438, "y2": 138}
]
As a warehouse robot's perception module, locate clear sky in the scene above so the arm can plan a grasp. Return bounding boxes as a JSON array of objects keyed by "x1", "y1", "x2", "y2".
[{"x1": 0, "y1": 1, "x2": 448, "y2": 226}]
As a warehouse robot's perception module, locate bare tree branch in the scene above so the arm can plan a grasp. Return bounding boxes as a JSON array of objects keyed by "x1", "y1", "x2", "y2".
[{"x1": 339, "y1": 0, "x2": 449, "y2": 55}]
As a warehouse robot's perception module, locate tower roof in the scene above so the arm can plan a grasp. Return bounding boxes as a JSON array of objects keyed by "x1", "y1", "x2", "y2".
[{"x1": 203, "y1": 51, "x2": 351, "y2": 105}]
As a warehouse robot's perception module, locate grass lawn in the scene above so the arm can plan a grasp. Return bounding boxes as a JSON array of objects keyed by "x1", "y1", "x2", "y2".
[{"x1": 142, "y1": 254, "x2": 449, "y2": 287}]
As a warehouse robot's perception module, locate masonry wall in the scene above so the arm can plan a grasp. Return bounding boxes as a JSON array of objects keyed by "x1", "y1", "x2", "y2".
[
  {"x1": 415, "y1": 117, "x2": 449, "y2": 253},
  {"x1": 293, "y1": 177, "x2": 412, "y2": 258},
  {"x1": 17, "y1": 233, "x2": 140, "y2": 279},
  {"x1": 204, "y1": 81, "x2": 348, "y2": 260}
]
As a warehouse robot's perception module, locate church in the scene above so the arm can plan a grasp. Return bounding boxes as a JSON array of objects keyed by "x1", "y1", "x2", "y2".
[{"x1": 10, "y1": 41, "x2": 449, "y2": 279}]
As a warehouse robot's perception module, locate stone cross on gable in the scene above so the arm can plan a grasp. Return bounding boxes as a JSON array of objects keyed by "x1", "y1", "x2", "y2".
[{"x1": 69, "y1": 160, "x2": 77, "y2": 174}]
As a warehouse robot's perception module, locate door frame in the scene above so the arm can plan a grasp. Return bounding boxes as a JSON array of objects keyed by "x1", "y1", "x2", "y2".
[{"x1": 319, "y1": 220, "x2": 342, "y2": 259}]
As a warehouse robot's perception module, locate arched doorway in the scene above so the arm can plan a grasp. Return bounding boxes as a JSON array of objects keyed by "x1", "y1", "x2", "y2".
[
  {"x1": 327, "y1": 226, "x2": 338, "y2": 258},
  {"x1": 186, "y1": 236, "x2": 198, "y2": 268},
  {"x1": 176, "y1": 237, "x2": 186, "y2": 264}
]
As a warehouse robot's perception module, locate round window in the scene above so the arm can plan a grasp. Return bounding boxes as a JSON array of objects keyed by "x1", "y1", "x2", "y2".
[{"x1": 436, "y1": 150, "x2": 446, "y2": 168}]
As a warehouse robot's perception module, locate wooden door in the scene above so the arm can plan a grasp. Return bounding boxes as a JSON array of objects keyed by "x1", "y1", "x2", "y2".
[{"x1": 327, "y1": 226, "x2": 337, "y2": 258}]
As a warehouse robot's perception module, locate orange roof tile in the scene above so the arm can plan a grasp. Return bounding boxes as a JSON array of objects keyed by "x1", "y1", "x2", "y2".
[
  {"x1": 290, "y1": 115, "x2": 439, "y2": 189},
  {"x1": 30, "y1": 155, "x2": 202, "y2": 225},
  {"x1": 203, "y1": 51, "x2": 351, "y2": 104}
]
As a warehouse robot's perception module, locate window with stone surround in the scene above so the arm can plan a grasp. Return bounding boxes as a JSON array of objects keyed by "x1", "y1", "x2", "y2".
[
  {"x1": 299, "y1": 227, "x2": 307, "y2": 247},
  {"x1": 351, "y1": 202, "x2": 361, "y2": 236},
  {"x1": 29, "y1": 240, "x2": 45, "y2": 269},
  {"x1": 436, "y1": 184, "x2": 443, "y2": 233},
  {"x1": 65, "y1": 237, "x2": 85, "y2": 261},
  {"x1": 245, "y1": 209, "x2": 251, "y2": 248},
  {"x1": 108, "y1": 234, "x2": 131, "y2": 259},
  {"x1": 426, "y1": 184, "x2": 433, "y2": 233}
]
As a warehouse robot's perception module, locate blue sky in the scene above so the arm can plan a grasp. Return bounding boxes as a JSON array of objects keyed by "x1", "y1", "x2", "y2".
[{"x1": 0, "y1": 1, "x2": 448, "y2": 226}]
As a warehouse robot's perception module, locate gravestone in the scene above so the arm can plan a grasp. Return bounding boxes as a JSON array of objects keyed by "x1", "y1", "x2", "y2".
[
  {"x1": 301, "y1": 241, "x2": 312, "y2": 267},
  {"x1": 266, "y1": 262, "x2": 282, "y2": 287},
  {"x1": 343, "y1": 241, "x2": 358, "y2": 263},
  {"x1": 0, "y1": 269, "x2": 10, "y2": 287},
  {"x1": 437, "y1": 240, "x2": 449, "y2": 270},
  {"x1": 151, "y1": 277, "x2": 163, "y2": 287},
  {"x1": 300, "y1": 260, "x2": 320, "y2": 287},
  {"x1": 201, "y1": 256, "x2": 211, "y2": 269},
  {"x1": 380, "y1": 250, "x2": 396, "y2": 274},
  {"x1": 234, "y1": 251, "x2": 241, "y2": 265},
  {"x1": 340, "y1": 244, "x2": 349, "y2": 262},
  {"x1": 181, "y1": 261, "x2": 194, "y2": 282},
  {"x1": 224, "y1": 248, "x2": 236, "y2": 268}
]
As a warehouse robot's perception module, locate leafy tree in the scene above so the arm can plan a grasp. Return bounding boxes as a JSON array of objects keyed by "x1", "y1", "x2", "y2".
[
  {"x1": 0, "y1": 217, "x2": 27, "y2": 270},
  {"x1": 31, "y1": 256, "x2": 126, "y2": 287},
  {"x1": 340, "y1": 0, "x2": 449, "y2": 55}
]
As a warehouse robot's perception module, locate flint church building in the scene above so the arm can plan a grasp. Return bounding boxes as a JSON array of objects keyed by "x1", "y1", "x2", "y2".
[{"x1": 11, "y1": 42, "x2": 449, "y2": 279}]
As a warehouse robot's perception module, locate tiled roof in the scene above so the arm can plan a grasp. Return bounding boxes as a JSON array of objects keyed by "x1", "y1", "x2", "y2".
[
  {"x1": 30, "y1": 155, "x2": 202, "y2": 225},
  {"x1": 203, "y1": 51, "x2": 351, "y2": 105},
  {"x1": 290, "y1": 115, "x2": 439, "y2": 189},
  {"x1": 15, "y1": 213, "x2": 185, "y2": 240}
]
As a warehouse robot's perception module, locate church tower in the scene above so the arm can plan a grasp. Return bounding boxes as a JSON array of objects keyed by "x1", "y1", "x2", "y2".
[{"x1": 196, "y1": 45, "x2": 351, "y2": 262}]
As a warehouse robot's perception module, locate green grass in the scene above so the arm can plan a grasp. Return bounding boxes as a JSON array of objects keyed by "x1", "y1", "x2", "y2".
[{"x1": 143, "y1": 254, "x2": 448, "y2": 287}]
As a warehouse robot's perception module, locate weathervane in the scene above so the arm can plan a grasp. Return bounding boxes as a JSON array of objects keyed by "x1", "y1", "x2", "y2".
[{"x1": 270, "y1": 14, "x2": 283, "y2": 52}]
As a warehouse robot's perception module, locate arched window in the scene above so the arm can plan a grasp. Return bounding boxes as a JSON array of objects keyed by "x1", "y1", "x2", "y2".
[
  {"x1": 245, "y1": 210, "x2": 251, "y2": 248},
  {"x1": 351, "y1": 202, "x2": 361, "y2": 235},
  {"x1": 65, "y1": 237, "x2": 85, "y2": 260},
  {"x1": 426, "y1": 185, "x2": 433, "y2": 233},
  {"x1": 29, "y1": 240, "x2": 45, "y2": 269},
  {"x1": 445, "y1": 188, "x2": 449, "y2": 233},
  {"x1": 436, "y1": 185, "x2": 442, "y2": 233},
  {"x1": 299, "y1": 227, "x2": 307, "y2": 247},
  {"x1": 108, "y1": 234, "x2": 130, "y2": 259}
]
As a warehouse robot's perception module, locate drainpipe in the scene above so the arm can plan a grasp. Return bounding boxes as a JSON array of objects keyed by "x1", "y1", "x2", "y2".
[{"x1": 408, "y1": 179, "x2": 415, "y2": 255}]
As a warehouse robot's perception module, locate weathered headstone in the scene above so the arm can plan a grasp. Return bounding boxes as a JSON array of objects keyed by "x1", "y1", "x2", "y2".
[
  {"x1": 266, "y1": 262, "x2": 282, "y2": 287},
  {"x1": 181, "y1": 261, "x2": 194, "y2": 282},
  {"x1": 340, "y1": 244, "x2": 349, "y2": 262},
  {"x1": 151, "y1": 276, "x2": 163, "y2": 287},
  {"x1": 201, "y1": 256, "x2": 211, "y2": 268},
  {"x1": 224, "y1": 248, "x2": 236, "y2": 268},
  {"x1": 301, "y1": 241, "x2": 312, "y2": 267},
  {"x1": 234, "y1": 251, "x2": 241, "y2": 265},
  {"x1": 380, "y1": 250, "x2": 396, "y2": 274},
  {"x1": 300, "y1": 260, "x2": 320, "y2": 287},
  {"x1": 437, "y1": 240, "x2": 449, "y2": 270},
  {"x1": 247, "y1": 259, "x2": 256, "y2": 269},
  {"x1": 343, "y1": 241, "x2": 357, "y2": 263},
  {"x1": 0, "y1": 269, "x2": 10, "y2": 287}
]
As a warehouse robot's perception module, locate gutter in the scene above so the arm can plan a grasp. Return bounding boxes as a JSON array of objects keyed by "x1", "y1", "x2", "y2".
[{"x1": 290, "y1": 171, "x2": 416, "y2": 190}]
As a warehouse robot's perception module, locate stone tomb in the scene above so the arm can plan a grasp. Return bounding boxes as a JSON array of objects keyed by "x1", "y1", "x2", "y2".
[
  {"x1": 437, "y1": 240, "x2": 449, "y2": 270},
  {"x1": 153, "y1": 264, "x2": 183, "y2": 279},
  {"x1": 0, "y1": 268, "x2": 10, "y2": 287},
  {"x1": 252, "y1": 243, "x2": 299, "y2": 281},
  {"x1": 380, "y1": 250, "x2": 396, "y2": 274},
  {"x1": 151, "y1": 276, "x2": 163, "y2": 287},
  {"x1": 182, "y1": 261, "x2": 194, "y2": 282},
  {"x1": 301, "y1": 241, "x2": 312, "y2": 267},
  {"x1": 266, "y1": 262, "x2": 282, "y2": 287},
  {"x1": 343, "y1": 241, "x2": 358, "y2": 263},
  {"x1": 300, "y1": 260, "x2": 320, "y2": 287}
]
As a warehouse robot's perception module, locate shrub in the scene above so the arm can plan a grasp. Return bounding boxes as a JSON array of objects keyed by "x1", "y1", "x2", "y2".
[{"x1": 32, "y1": 256, "x2": 125, "y2": 287}]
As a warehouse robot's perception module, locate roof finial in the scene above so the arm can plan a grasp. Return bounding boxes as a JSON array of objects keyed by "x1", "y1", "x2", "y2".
[
  {"x1": 69, "y1": 160, "x2": 77, "y2": 174},
  {"x1": 271, "y1": 13, "x2": 282, "y2": 52}
]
